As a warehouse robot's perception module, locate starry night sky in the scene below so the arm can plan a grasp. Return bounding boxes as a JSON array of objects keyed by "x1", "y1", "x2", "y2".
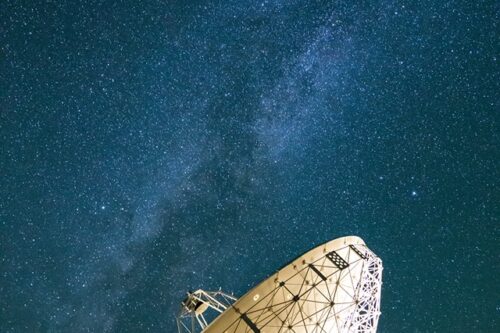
[{"x1": 1, "y1": 0, "x2": 499, "y2": 332}]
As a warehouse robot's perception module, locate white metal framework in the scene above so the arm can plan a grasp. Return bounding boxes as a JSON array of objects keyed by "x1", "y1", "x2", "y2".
[
  {"x1": 176, "y1": 236, "x2": 383, "y2": 333},
  {"x1": 177, "y1": 289, "x2": 236, "y2": 333}
]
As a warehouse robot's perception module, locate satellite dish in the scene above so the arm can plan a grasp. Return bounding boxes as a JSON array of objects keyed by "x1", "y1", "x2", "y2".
[{"x1": 177, "y1": 235, "x2": 383, "y2": 333}]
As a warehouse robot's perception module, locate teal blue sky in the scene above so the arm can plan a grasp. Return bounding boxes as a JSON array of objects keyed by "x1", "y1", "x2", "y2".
[{"x1": 1, "y1": 1, "x2": 498, "y2": 332}]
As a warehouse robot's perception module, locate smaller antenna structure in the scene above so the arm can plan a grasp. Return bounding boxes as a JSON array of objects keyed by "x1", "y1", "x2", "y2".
[{"x1": 176, "y1": 289, "x2": 236, "y2": 333}]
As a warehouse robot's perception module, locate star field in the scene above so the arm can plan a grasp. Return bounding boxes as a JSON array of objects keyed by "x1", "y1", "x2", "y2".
[{"x1": 1, "y1": 1, "x2": 498, "y2": 332}]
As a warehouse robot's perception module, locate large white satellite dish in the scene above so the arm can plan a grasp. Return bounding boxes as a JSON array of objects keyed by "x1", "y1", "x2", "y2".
[{"x1": 177, "y1": 235, "x2": 383, "y2": 333}]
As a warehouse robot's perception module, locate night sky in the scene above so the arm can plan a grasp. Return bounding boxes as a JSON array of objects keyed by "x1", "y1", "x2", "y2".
[{"x1": 1, "y1": 1, "x2": 499, "y2": 332}]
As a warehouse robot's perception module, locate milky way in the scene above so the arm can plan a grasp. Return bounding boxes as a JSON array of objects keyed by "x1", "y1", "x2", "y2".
[{"x1": 1, "y1": 1, "x2": 498, "y2": 332}]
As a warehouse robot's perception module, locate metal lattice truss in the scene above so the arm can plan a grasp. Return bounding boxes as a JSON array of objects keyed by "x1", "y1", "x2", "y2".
[
  {"x1": 176, "y1": 236, "x2": 383, "y2": 333},
  {"x1": 177, "y1": 289, "x2": 236, "y2": 333}
]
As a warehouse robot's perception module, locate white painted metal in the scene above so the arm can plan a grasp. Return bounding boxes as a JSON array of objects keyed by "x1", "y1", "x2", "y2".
[
  {"x1": 177, "y1": 290, "x2": 237, "y2": 333},
  {"x1": 176, "y1": 236, "x2": 383, "y2": 333}
]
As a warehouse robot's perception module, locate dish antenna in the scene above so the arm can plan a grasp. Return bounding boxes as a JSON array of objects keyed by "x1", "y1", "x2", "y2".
[{"x1": 176, "y1": 236, "x2": 383, "y2": 333}]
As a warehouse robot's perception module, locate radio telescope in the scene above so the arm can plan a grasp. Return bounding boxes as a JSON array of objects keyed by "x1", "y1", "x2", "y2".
[{"x1": 177, "y1": 236, "x2": 383, "y2": 333}]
